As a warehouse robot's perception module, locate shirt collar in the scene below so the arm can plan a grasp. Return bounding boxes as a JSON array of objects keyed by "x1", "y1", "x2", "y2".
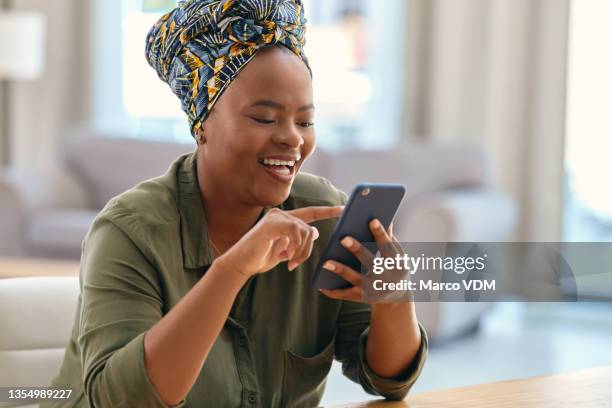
[{"x1": 176, "y1": 151, "x2": 278, "y2": 270}]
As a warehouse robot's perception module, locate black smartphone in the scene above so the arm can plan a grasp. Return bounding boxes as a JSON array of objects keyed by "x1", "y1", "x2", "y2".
[{"x1": 312, "y1": 183, "x2": 406, "y2": 290}]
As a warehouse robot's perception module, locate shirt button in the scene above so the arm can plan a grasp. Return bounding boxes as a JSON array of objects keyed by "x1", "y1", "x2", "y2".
[
  {"x1": 248, "y1": 392, "x2": 257, "y2": 404},
  {"x1": 238, "y1": 338, "x2": 247, "y2": 347}
]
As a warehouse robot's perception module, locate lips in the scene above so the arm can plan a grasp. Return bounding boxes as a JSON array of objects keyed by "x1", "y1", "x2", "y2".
[{"x1": 258, "y1": 155, "x2": 301, "y2": 183}]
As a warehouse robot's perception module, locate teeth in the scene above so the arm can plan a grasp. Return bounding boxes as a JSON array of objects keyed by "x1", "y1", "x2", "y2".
[
  {"x1": 262, "y1": 158, "x2": 296, "y2": 166},
  {"x1": 269, "y1": 166, "x2": 290, "y2": 175}
]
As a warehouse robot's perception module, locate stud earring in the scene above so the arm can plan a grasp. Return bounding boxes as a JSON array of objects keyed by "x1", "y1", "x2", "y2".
[{"x1": 196, "y1": 132, "x2": 206, "y2": 145}]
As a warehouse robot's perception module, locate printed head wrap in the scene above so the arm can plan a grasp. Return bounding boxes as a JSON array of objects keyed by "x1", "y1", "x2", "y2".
[{"x1": 145, "y1": 0, "x2": 311, "y2": 137}]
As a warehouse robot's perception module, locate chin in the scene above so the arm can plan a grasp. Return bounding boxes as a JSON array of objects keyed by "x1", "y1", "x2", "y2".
[
  {"x1": 251, "y1": 172, "x2": 296, "y2": 206},
  {"x1": 261, "y1": 187, "x2": 292, "y2": 207}
]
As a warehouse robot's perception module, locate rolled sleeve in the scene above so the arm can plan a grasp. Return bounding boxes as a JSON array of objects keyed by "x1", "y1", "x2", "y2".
[
  {"x1": 334, "y1": 300, "x2": 428, "y2": 401},
  {"x1": 84, "y1": 331, "x2": 186, "y2": 408},
  {"x1": 356, "y1": 323, "x2": 428, "y2": 400},
  {"x1": 78, "y1": 220, "x2": 184, "y2": 408}
]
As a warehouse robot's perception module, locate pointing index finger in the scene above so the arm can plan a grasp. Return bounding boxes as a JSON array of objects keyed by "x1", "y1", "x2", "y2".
[{"x1": 286, "y1": 205, "x2": 344, "y2": 224}]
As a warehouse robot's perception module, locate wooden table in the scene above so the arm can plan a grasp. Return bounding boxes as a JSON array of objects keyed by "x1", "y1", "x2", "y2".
[
  {"x1": 0, "y1": 256, "x2": 80, "y2": 278},
  {"x1": 328, "y1": 365, "x2": 612, "y2": 407}
]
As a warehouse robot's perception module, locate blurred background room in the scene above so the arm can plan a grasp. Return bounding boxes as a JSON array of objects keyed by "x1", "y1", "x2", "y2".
[{"x1": 0, "y1": 0, "x2": 611, "y2": 406}]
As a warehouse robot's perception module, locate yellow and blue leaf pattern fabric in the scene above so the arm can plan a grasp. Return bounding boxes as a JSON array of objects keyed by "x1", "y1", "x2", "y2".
[{"x1": 145, "y1": 0, "x2": 311, "y2": 137}]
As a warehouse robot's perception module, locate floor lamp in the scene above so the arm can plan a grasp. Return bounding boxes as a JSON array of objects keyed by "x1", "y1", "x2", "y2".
[{"x1": 0, "y1": 10, "x2": 46, "y2": 166}]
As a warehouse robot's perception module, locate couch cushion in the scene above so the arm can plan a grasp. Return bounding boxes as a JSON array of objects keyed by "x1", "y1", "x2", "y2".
[
  {"x1": 302, "y1": 143, "x2": 489, "y2": 200},
  {"x1": 25, "y1": 209, "x2": 97, "y2": 259},
  {"x1": 62, "y1": 136, "x2": 195, "y2": 208},
  {"x1": 0, "y1": 277, "x2": 79, "y2": 351},
  {"x1": 0, "y1": 348, "x2": 67, "y2": 388},
  {"x1": 0, "y1": 277, "x2": 79, "y2": 407}
]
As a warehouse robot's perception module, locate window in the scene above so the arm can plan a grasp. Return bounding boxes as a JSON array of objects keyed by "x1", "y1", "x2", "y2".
[
  {"x1": 91, "y1": 0, "x2": 406, "y2": 148},
  {"x1": 91, "y1": 0, "x2": 189, "y2": 142},
  {"x1": 564, "y1": 0, "x2": 612, "y2": 241}
]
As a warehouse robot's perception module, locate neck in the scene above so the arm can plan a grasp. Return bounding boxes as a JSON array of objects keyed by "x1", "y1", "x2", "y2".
[{"x1": 197, "y1": 158, "x2": 264, "y2": 252}]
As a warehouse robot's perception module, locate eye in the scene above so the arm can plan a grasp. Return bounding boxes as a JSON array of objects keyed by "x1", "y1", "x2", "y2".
[
  {"x1": 251, "y1": 117, "x2": 275, "y2": 124},
  {"x1": 298, "y1": 121, "x2": 315, "y2": 128}
]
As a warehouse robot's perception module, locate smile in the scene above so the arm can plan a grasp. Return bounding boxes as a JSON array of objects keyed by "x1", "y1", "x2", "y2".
[{"x1": 258, "y1": 156, "x2": 300, "y2": 182}]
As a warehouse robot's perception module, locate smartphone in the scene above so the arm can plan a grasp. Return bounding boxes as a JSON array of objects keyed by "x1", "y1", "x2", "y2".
[{"x1": 311, "y1": 183, "x2": 406, "y2": 290}]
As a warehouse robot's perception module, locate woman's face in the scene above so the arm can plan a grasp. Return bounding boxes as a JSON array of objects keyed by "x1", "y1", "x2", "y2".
[{"x1": 198, "y1": 46, "x2": 315, "y2": 206}]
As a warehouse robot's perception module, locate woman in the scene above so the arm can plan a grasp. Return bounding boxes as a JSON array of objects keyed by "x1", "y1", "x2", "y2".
[{"x1": 45, "y1": 0, "x2": 427, "y2": 407}]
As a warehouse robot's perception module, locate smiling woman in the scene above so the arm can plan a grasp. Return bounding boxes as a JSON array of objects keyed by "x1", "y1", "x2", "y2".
[{"x1": 42, "y1": 1, "x2": 427, "y2": 407}]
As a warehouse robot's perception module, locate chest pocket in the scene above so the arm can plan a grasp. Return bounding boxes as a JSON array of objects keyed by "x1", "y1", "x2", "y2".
[{"x1": 281, "y1": 331, "x2": 336, "y2": 408}]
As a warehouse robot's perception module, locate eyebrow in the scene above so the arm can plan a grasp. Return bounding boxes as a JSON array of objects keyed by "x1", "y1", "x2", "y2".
[{"x1": 250, "y1": 100, "x2": 315, "y2": 112}]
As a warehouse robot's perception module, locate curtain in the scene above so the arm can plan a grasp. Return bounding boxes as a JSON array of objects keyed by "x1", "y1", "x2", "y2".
[{"x1": 402, "y1": 0, "x2": 571, "y2": 241}]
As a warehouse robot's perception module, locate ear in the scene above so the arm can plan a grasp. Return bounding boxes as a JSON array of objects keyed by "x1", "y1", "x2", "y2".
[
  {"x1": 195, "y1": 128, "x2": 206, "y2": 145},
  {"x1": 200, "y1": 112, "x2": 215, "y2": 139}
]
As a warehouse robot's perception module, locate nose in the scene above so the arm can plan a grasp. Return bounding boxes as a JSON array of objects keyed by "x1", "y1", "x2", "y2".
[{"x1": 272, "y1": 122, "x2": 304, "y2": 149}]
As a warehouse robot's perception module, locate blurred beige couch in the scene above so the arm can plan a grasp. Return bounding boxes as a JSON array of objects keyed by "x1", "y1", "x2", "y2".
[
  {"x1": 0, "y1": 135, "x2": 516, "y2": 341},
  {"x1": 0, "y1": 277, "x2": 79, "y2": 408}
]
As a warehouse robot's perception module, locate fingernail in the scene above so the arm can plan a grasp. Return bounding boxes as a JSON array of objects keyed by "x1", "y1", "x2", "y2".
[
  {"x1": 371, "y1": 219, "x2": 382, "y2": 229},
  {"x1": 341, "y1": 237, "x2": 354, "y2": 248},
  {"x1": 288, "y1": 262, "x2": 297, "y2": 270},
  {"x1": 323, "y1": 261, "x2": 336, "y2": 271},
  {"x1": 312, "y1": 227, "x2": 319, "y2": 240}
]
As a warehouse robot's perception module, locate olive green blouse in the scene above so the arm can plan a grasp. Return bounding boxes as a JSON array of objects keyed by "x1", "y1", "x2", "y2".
[{"x1": 43, "y1": 151, "x2": 428, "y2": 408}]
